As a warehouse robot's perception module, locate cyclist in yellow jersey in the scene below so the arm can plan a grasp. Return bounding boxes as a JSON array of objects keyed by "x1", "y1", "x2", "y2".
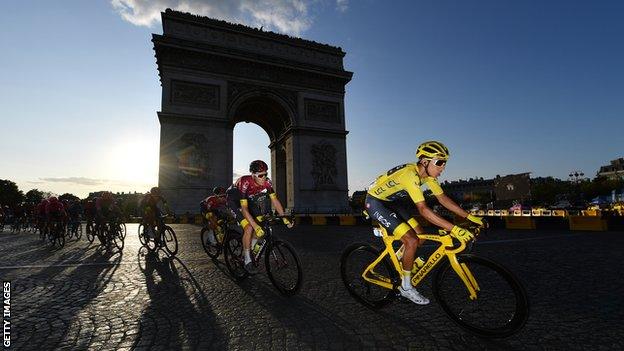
[{"x1": 365, "y1": 141, "x2": 486, "y2": 305}]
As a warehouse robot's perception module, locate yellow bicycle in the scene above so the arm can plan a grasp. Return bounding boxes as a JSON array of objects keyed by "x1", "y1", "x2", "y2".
[{"x1": 340, "y1": 222, "x2": 529, "y2": 338}]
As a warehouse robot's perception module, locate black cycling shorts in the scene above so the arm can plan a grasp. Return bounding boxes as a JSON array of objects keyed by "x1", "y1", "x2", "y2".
[{"x1": 365, "y1": 195, "x2": 419, "y2": 237}]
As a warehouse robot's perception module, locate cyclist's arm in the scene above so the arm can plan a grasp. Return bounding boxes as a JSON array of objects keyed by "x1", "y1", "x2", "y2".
[
  {"x1": 415, "y1": 201, "x2": 454, "y2": 231},
  {"x1": 240, "y1": 199, "x2": 259, "y2": 229},
  {"x1": 269, "y1": 193, "x2": 287, "y2": 216}
]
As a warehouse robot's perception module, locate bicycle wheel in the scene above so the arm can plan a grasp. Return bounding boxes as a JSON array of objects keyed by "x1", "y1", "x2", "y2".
[
  {"x1": 340, "y1": 243, "x2": 397, "y2": 309},
  {"x1": 86, "y1": 224, "x2": 95, "y2": 244},
  {"x1": 223, "y1": 230, "x2": 248, "y2": 280},
  {"x1": 75, "y1": 223, "x2": 83, "y2": 240},
  {"x1": 265, "y1": 240, "x2": 302, "y2": 296},
  {"x1": 200, "y1": 226, "x2": 221, "y2": 259},
  {"x1": 138, "y1": 223, "x2": 147, "y2": 245},
  {"x1": 56, "y1": 227, "x2": 66, "y2": 248},
  {"x1": 112, "y1": 226, "x2": 125, "y2": 251},
  {"x1": 433, "y1": 254, "x2": 529, "y2": 338},
  {"x1": 145, "y1": 227, "x2": 158, "y2": 252},
  {"x1": 120, "y1": 223, "x2": 127, "y2": 239},
  {"x1": 163, "y1": 226, "x2": 178, "y2": 256}
]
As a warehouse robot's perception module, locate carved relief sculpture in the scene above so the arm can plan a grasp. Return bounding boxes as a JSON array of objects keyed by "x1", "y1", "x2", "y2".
[{"x1": 310, "y1": 140, "x2": 337, "y2": 187}]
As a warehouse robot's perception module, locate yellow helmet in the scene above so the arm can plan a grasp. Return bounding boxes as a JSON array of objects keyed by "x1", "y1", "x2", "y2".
[{"x1": 416, "y1": 141, "x2": 449, "y2": 160}]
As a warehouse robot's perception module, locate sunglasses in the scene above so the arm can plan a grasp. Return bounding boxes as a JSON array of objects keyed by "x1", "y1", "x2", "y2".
[
  {"x1": 432, "y1": 159, "x2": 447, "y2": 167},
  {"x1": 254, "y1": 172, "x2": 268, "y2": 179}
]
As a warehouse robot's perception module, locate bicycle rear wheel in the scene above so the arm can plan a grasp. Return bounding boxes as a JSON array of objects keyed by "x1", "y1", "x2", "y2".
[
  {"x1": 138, "y1": 224, "x2": 147, "y2": 246},
  {"x1": 163, "y1": 226, "x2": 178, "y2": 256},
  {"x1": 223, "y1": 230, "x2": 248, "y2": 280},
  {"x1": 340, "y1": 243, "x2": 396, "y2": 309},
  {"x1": 265, "y1": 240, "x2": 302, "y2": 296},
  {"x1": 433, "y1": 254, "x2": 529, "y2": 338},
  {"x1": 200, "y1": 226, "x2": 221, "y2": 259}
]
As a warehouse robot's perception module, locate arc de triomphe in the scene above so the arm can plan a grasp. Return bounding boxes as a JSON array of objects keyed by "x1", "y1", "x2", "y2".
[{"x1": 152, "y1": 10, "x2": 353, "y2": 214}]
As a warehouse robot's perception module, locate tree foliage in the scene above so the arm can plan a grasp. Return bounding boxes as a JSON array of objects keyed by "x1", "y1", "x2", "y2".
[
  {"x1": 25, "y1": 189, "x2": 45, "y2": 204},
  {"x1": 0, "y1": 179, "x2": 24, "y2": 207}
]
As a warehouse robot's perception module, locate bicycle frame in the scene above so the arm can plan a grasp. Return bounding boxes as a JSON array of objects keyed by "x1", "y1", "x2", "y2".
[{"x1": 361, "y1": 226, "x2": 481, "y2": 300}]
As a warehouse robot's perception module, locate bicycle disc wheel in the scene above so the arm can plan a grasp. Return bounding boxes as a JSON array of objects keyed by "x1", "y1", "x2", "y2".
[
  {"x1": 433, "y1": 254, "x2": 529, "y2": 338},
  {"x1": 200, "y1": 226, "x2": 221, "y2": 259},
  {"x1": 223, "y1": 230, "x2": 248, "y2": 280},
  {"x1": 163, "y1": 226, "x2": 178, "y2": 256},
  {"x1": 265, "y1": 240, "x2": 302, "y2": 296},
  {"x1": 340, "y1": 243, "x2": 397, "y2": 309}
]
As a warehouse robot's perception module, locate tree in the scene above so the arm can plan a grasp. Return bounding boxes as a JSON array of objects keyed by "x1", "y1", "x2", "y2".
[
  {"x1": 0, "y1": 179, "x2": 24, "y2": 207},
  {"x1": 59, "y1": 193, "x2": 80, "y2": 202},
  {"x1": 25, "y1": 189, "x2": 45, "y2": 204}
]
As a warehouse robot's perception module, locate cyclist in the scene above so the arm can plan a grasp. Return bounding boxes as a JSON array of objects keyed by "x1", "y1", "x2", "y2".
[
  {"x1": 365, "y1": 141, "x2": 486, "y2": 305},
  {"x1": 67, "y1": 200, "x2": 83, "y2": 233},
  {"x1": 45, "y1": 197, "x2": 67, "y2": 226},
  {"x1": 140, "y1": 186, "x2": 169, "y2": 237},
  {"x1": 95, "y1": 192, "x2": 120, "y2": 244},
  {"x1": 200, "y1": 186, "x2": 230, "y2": 243},
  {"x1": 226, "y1": 160, "x2": 293, "y2": 274},
  {"x1": 84, "y1": 199, "x2": 96, "y2": 234}
]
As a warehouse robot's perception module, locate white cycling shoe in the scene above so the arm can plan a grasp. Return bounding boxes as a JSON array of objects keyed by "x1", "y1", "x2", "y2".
[{"x1": 399, "y1": 287, "x2": 430, "y2": 305}]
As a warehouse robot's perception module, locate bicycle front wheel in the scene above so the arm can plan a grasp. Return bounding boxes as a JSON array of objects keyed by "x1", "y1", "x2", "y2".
[
  {"x1": 223, "y1": 230, "x2": 248, "y2": 280},
  {"x1": 113, "y1": 227, "x2": 125, "y2": 251},
  {"x1": 163, "y1": 226, "x2": 178, "y2": 256},
  {"x1": 340, "y1": 243, "x2": 396, "y2": 309},
  {"x1": 200, "y1": 226, "x2": 221, "y2": 259},
  {"x1": 433, "y1": 254, "x2": 529, "y2": 338},
  {"x1": 265, "y1": 240, "x2": 302, "y2": 296}
]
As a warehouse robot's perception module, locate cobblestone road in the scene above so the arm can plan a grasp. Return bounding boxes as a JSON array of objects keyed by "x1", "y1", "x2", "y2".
[{"x1": 1, "y1": 224, "x2": 623, "y2": 350}]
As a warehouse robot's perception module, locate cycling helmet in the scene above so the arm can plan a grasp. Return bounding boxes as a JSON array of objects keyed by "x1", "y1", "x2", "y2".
[
  {"x1": 213, "y1": 186, "x2": 225, "y2": 195},
  {"x1": 249, "y1": 160, "x2": 268, "y2": 173},
  {"x1": 416, "y1": 141, "x2": 450, "y2": 160},
  {"x1": 150, "y1": 186, "x2": 161, "y2": 195}
]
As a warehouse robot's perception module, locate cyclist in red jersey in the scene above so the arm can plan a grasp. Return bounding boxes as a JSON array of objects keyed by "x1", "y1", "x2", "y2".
[
  {"x1": 226, "y1": 160, "x2": 293, "y2": 274},
  {"x1": 45, "y1": 197, "x2": 67, "y2": 223},
  {"x1": 200, "y1": 186, "x2": 231, "y2": 243}
]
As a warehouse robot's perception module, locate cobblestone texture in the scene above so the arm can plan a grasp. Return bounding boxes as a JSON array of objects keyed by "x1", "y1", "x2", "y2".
[{"x1": 1, "y1": 225, "x2": 623, "y2": 350}]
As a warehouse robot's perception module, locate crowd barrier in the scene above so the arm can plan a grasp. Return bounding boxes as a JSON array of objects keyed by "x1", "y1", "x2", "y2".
[{"x1": 128, "y1": 209, "x2": 623, "y2": 231}]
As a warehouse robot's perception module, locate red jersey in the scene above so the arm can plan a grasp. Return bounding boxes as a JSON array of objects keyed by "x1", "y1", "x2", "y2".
[
  {"x1": 233, "y1": 175, "x2": 275, "y2": 200},
  {"x1": 202, "y1": 195, "x2": 227, "y2": 211},
  {"x1": 45, "y1": 201, "x2": 65, "y2": 217}
]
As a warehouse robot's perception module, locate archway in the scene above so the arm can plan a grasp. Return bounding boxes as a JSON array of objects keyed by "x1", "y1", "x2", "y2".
[{"x1": 153, "y1": 9, "x2": 353, "y2": 214}]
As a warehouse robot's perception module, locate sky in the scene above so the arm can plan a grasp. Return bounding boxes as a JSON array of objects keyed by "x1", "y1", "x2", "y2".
[{"x1": 1, "y1": 0, "x2": 623, "y2": 198}]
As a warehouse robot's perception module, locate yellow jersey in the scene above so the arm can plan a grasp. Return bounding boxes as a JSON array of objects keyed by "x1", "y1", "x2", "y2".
[{"x1": 367, "y1": 163, "x2": 444, "y2": 203}]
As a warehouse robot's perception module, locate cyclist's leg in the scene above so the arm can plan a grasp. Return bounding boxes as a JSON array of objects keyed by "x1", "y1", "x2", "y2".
[{"x1": 365, "y1": 195, "x2": 429, "y2": 303}]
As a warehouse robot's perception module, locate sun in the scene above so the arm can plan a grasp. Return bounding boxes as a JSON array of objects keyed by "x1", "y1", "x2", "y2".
[{"x1": 107, "y1": 138, "x2": 159, "y2": 187}]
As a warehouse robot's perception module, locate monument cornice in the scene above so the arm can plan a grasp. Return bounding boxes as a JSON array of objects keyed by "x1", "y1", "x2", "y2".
[
  {"x1": 152, "y1": 34, "x2": 353, "y2": 79},
  {"x1": 154, "y1": 44, "x2": 351, "y2": 93}
]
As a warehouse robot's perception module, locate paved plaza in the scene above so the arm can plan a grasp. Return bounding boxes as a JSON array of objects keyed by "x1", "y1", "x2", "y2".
[{"x1": 1, "y1": 224, "x2": 623, "y2": 350}]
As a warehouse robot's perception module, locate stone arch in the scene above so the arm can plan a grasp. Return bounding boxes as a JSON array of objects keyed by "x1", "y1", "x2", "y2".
[{"x1": 153, "y1": 9, "x2": 353, "y2": 214}]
